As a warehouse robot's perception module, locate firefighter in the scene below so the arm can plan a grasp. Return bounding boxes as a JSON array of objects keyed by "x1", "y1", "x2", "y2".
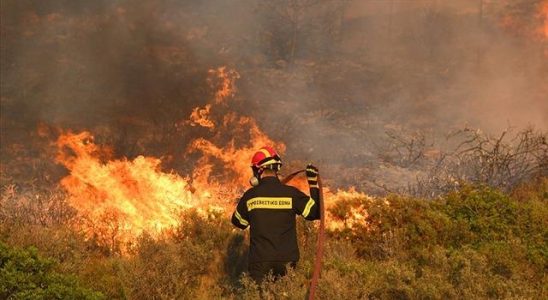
[{"x1": 231, "y1": 146, "x2": 320, "y2": 283}]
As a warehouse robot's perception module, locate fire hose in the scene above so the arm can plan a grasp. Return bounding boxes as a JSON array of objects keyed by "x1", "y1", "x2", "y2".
[{"x1": 282, "y1": 169, "x2": 325, "y2": 300}]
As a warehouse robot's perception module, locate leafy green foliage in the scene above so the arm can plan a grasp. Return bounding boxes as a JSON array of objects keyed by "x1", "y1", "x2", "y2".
[
  {"x1": 329, "y1": 183, "x2": 547, "y2": 299},
  {"x1": 0, "y1": 242, "x2": 104, "y2": 300}
]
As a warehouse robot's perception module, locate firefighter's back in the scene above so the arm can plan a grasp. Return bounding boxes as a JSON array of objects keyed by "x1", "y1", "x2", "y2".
[
  {"x1": 243, "y1": 176, "x2": 303, "y2": 263},
  {"x1": 230, "y1": 146, "x2": 320, "y2": 283}
]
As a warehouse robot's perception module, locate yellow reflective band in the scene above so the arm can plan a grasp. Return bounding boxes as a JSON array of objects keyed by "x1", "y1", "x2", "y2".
[
  {"x1": 235, "y1": 211, "x2": 249, "y2": 226},
  {"x1": 247, "y1": 197, "x2": 292, "y2": 211},
  {"x1": 260, "y1": 159, "x2": 278, "y2": 166},
  {"x1": 302, "y1": 198, "x2": 315, "y2": 218},
  {"x1": 259, "y1": 148, "x2": 271, "y2": 158},
  {"x1": 306, "y1": 169, "x2": 318, "y2": 175},
  {"x1": 309, "y1": 184, "x2": 319, "y2": 188}
]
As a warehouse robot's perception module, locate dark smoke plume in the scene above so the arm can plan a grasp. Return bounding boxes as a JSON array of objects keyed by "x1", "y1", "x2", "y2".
[{"x1": 1, "y1": 0, "x2": 547, "y2": 193}]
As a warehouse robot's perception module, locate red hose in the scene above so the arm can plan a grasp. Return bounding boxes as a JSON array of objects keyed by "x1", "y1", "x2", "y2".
[
  {"x1": 307, "y1": 174, "x2": 324, "y2": 300},
  {"x1": 281, "y1": 170, "x2": 325, "y2": 300},
  {"x1": 281, "y1": 169, "x2": 305, "y2": 185}
]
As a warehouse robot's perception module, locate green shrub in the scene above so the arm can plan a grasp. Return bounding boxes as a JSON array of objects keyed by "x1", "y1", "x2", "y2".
[
  {"x1": 0, "y1": 242, "x2": 104, "y2": 300},
  {"x1": 444, "y1": 186, "x2": 519, "y2": 246},
  {"x1": 326, "y1": 184, "x2": 546, "y2": 299}
]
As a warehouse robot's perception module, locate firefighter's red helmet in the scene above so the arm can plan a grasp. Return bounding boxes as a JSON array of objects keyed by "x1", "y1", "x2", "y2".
[{"x1": 251, "y1": 146, "x2": 282, "y2": 169}]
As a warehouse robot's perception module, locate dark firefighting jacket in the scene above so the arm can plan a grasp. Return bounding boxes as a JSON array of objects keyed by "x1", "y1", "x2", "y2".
[{"x1": 231, "y1": 176, "x2": 320, "y2": 263}]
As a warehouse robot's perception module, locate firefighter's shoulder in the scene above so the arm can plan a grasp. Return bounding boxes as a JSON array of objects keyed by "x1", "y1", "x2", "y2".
[{"x1": 240, "y1": 187, "x2": 258, "y2": 200}]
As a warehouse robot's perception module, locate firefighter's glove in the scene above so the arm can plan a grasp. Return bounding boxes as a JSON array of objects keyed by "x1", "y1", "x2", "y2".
[{"x1": 306, "y1": 164, "x2": 319, "y2": 188}]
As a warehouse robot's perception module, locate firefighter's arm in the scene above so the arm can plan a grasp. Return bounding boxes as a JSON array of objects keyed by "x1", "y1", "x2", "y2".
[
  {"x1": 293, "y1": 165, "x2": 321, "y2": 220},
  {"x1": 305, "y1": 164, "x2": 321, "y2": 220},
  {"x1": 293, "y1": 191, "x2": 320, "y2": 221},
  {"x1": 231, "y1": 195, "x2": 250, "y2": 229}
]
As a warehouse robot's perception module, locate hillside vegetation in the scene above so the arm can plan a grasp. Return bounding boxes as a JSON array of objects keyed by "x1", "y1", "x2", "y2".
[
  {"x1": 1, "y1": 179, "x2": 546, "y2": 299},
  {"x1": 1, "y1": 1, "x2": 547, "y2": 299}
]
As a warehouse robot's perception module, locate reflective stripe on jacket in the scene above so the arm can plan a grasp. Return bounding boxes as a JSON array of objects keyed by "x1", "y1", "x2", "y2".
[{"x1": 231, "y1": 176, "x2": 320, "y2": 263}]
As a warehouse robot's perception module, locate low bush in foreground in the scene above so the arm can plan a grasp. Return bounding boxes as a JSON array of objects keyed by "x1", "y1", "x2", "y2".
[
  {"x1": 0, "y1": 242, "x2": 104, "y2": 300},
  {"x1": 1, "y1": 179, "x2": 546, "y2": 299}
]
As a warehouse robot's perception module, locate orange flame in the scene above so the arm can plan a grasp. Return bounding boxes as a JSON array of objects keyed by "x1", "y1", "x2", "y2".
[
  {"x1": 188, "y1": 104, "x2": 215, "y2": 129},
  {"x1": 189, "y1": 114, "x2": 285, "y2": 187},
  {"x1": 55, "y1": 130, "x2": 369, "y2": 248},
  {"x1": 56, "y1": 132, "x2": 209, "y2": 243},
  {"x1": 208, "y1": 66, "x2": 240, "y2": 104},
  {"x1": 54, "y1": 67, "x2": 370, "y2": 250},
  {"x1": 541, "y1": 1, "x2": 548, "y2": 39},
  {"x1": 324, "y1": 188, "x2": 371, "y2": 231},
  {"x1": 187, "y1": 67, "x2": 240, "y2": 129}
]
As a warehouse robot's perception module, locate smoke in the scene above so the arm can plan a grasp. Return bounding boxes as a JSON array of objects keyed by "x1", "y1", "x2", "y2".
[{"x1": 1, "y1": 0, "x2": 547, "y2": 192}]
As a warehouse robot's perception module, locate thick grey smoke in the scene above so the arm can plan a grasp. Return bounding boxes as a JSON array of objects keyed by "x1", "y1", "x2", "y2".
[{"x1": 1, "y1": 0, "x2": 546, "y2": 192}]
